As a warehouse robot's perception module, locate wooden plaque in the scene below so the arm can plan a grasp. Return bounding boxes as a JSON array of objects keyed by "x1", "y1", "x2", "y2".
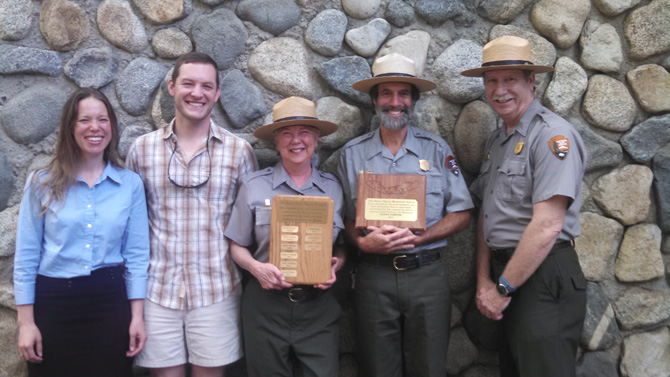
[
  {"x1": 269, "y1": 195, "x2": 333, "y2": 284},
  {"x1": 355, "y1": 173, "x2": 426, "y2": 231}
]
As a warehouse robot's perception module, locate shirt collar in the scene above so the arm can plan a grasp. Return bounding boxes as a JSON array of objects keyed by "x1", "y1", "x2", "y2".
[
  {"x1": 365, "y1": 126, "x2": 421, "y2": 160},
  {"x1": 162, "y1": 118, "x2": 224, "y2": 144},
  {"x1": 272, "y1": 161, "x2": 326, "y2": 193},
  {"x1": 504, "y1": 99, "x2": 541, "y2": 139},
  {"x1": 76, "y1": 161, "x2": 121, "y2": 186}
]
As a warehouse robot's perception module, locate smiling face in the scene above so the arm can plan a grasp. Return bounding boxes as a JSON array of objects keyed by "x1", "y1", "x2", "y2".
[
  {"x1": 274, "y1": 125, "x2": 319, "y2": 170},
  {"x1": 373, "y1": 82, "x2": 415, "y2": 131},
  {"x1": 484, "y1": 69, "x2": 535, "y2": 127},
  {"x1": 168, "y1": 62, "x2": 221, "y2": 127},
  {"x1": 73, "y1": 97, "x2": 112, "y2": 163}
]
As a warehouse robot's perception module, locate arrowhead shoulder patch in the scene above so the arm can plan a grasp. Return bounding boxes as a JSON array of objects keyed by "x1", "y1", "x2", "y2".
[{"x1": 549, "y1": 135, "x2": 570, "y2": 160}]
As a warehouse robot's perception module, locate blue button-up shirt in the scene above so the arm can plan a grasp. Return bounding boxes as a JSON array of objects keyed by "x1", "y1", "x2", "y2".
[{"x1": 14, "y1": 162, "x2": 150, "y2": 305}]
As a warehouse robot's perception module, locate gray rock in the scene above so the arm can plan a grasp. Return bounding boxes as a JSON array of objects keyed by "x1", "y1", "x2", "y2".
[
  {"x1": 199, "y1": 0, "x2": 224, "y2": 4},
  {"x1": 489, "y1": 25, "x2": 557, "y2": 98},
  {"x1": 626, "y1": 64, "x2": 670, "y2": 113},
  {"x1": 447, "y1": 327, "x2": 478, "y2": 375},
  {"x1": 663, "y1": 235, "x2": 670, "y2": 254},
  {"x1": 219, "y1": 69, "x2": 266, "y2": 129},
  {"x1": 663, "y1": 55, "x2": 670, "y2": 71},
  {"x1": 191, "y1": 8, "x2": 248, "y2": 70},
  {"x1": 591, "y1": 164, "x2": 653, "y2": 226},
  {"x1": 248, "y1": 38, "x2": 319, "y2": 99},
  {"x1": 580, "y1": 20, "x2": 623, "y2": 73},
  {"x1": 254, "y1": 148, "x2": 280, "y2": 169},
  {"x1": 1, "y1": 85, "x2": 66, "y2": 145},
  {"x1": 543, "y1": 56, "x2": 587, "y2": 117},
  {"x1": 614, "y1": 287, "x2": 670, "y2": 330},
  {"x1": 433, "y1": 39, "x2": 484, "y2": 103},
  {"x1": 476, "y1": 0, "x2": 535, "y2": 24},
  {"x1": 341, "y1": 0, "x2": 380, "y2": 19},
  {"x1": 315, "y1": 97, "x2": 365, "y2": 150},
  {"x1": 119, "y1": 122, "x2": 152, "y2": 160},
  {"x1": 624, "y1": 0, "x2": 670, "y2": 60},
  {"x1": 0, "y1": 0, "x2": 32, "y2": 41},
  {"x1": 530, "y1": 0, "x2": 590, "y2": 49},
  {"x1": 236, "y1": 0, "x2": 300, "y2": 36},
  {"x1": 414, "y1": 0, "x2": 475, "y2": 27},
  {"x1": 131, "y1": 0, "x2": 191, "y2": 25},
  {"x1": 571, "y1": 117, "x2": 623, "y2": 173},
  {"x1": 345, "y1": 18, "x2": 391, "y2": 58},
  {"x1": 621, "y1": 114, "x2": 670, "y2": 163},
  {"x1": 593, "y1": 0, "x2": 640, "y2": 16},
  {"x1": 151, "y1": 28, "x2": 192, "y2": 59},
  {"x1": 304, "y1": 9, "x2": 347, "y2": 57},
  {"x1": 621, "y1": 327, "x2": 670, "y2": 377},
  {"x1": 444, "y1": 221, "x2": 477, "y2": 293},
  {"x1": 462, "y1": 365, "x2": 500, "y2": 377},
  {"x1": 377, "y1": 30, "x2": 431, "y2": 76},
  {"x1": 575, "y1": 212, "x2": 623, "y2": 282},
  {"x1": 576, "y1": 350, "x2": 619, "y2": 377},
  {"x1": 153, "y1": 70, "x2": 175, "y2": 128},
  {"x1": 453, "y1": 101, "x2": 496, "y2": 175},
  {"x1": 116, "y1": 57, "x2": 167, "y2": 116},
  {"x1": 414, "y1": 97, "x2": 460, "y2": 148},
  {"x1": 39, "y1": 0, "x2": 88, "y2": 51},
  {"x1": 316, "y1": 56, "x2": 372, "y2": 106},
  {"x1": 0, "y1": 308, "x2": 24, "y2": 376},
  {"x1": 581, "y1": 282, "x2": 619, "y2": 351},
  {"x1": 96, "y1": 0, "x2": 149, "y2": 53},
  {"x1": 0, "y1": 154, "x2": 14, "y2": 211},
  {"x1": 615, "y1": 224, "x2": 664, "y2": 282},
  {"x1": 64, "y1": 47, "x2": 118, "y2": 88},
  {"x1": 654, "y1": 144, "x2": 670, "y2": 232},
  {"x1": 582, "y1": 75, "x2": 636, "y2": 132},
  {"x1": 385, "y1": 0, "x2": 414, "y2": 28},
  {"x1": 0, "y1": 45, "x2": 61, "y2": 76},
  {"x1": 0, "y1": 281, "x2": 15, "y2": 310}
]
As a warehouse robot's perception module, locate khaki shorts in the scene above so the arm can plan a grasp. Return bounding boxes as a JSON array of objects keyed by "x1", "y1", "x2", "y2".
[{"x1": 135, "y1": 285, "x2": 243, "y2": 368}]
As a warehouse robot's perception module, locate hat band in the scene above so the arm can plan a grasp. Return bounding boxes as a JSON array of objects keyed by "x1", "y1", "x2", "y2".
[
  {"x1": 275, "y1": 115, "x2": 319, "y2": 122},
  {"x1": 481, "y1": 59, "x2": 533, "y2": 67},
  {"x1": 374, "y1": 72, "x2": 417, "y2": 78}
]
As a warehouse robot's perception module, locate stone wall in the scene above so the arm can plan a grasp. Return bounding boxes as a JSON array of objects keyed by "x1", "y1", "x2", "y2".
[{"x1": 0, "y1": 0, "x2": 669, "y2": 376}]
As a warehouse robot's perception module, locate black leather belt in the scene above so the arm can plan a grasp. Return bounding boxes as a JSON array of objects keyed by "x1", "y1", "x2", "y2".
[
  {"x1": 273, "y1": 285, "x2": 322, "y2": 303},
  {"x1": 359, "y1": 249, "x2": 441, "y2": 271},
  {"x1": 490, "y1": 240, "x2": 573, "y2": 264}
]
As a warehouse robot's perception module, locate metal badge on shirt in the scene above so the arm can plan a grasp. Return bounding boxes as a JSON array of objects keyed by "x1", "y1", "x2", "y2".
[
  {"x1": 445, "y1": 155, "x2": 460, "y2": 176},
  {"x1": 549, "y1": 135, "x2": 570, "y2": 160},
  {"x1": 419, "y1": 159, "x2": 430, "y2": 171},
  {"x1": 514, "y1": 142, "x2": 524, "y2": 155}
]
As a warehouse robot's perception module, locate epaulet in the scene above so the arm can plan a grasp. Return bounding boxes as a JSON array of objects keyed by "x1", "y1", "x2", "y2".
[
  {"x1": 535, "y1": 107, "x2": 571, "y2": 130},
  {"x1": 412, "y1": 127, "x2": 444, "y2": 143},
  {"x1": 243, "y1": 166, "x2": 273, "y2": 182},
  {"x1": 341, "y1": 130, "x2": 375, "y2": 149},
  {"x1": 318, "y1": 169, "x2": 339, "y2": 183}
]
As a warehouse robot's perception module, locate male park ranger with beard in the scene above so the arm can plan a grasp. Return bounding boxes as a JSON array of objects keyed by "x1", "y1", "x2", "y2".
[
  {"x1": 464, "y1": 36, "x2": 588, "y2": 377},
  {"x1": 336, "y1": 53, "x2": 474, "y2": 377}
]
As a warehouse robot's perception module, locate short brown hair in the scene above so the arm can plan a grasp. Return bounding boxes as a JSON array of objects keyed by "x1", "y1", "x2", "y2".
[{"x1": 172, "y1": 52, "x2": 219, "y2": 88}]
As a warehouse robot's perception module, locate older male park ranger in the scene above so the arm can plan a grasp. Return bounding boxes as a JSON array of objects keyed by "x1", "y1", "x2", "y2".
[
  {"x1": 464, "y1": 36, "x2": 588, "y2": 377},
  {"x1": 336, "y1": 53, "x2": 474, "y2": 377}
]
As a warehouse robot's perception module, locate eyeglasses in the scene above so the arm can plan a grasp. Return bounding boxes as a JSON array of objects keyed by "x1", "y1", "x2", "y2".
[{"x1": 167, "y1": 140, "x2": 211, "y2": 189}]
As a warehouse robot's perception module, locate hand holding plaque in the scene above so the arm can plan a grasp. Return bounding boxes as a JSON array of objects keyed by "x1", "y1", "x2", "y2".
[
  {"x1": 269, "y1": 195, "x2": 334, "y2": 284},
  {"x1": 355, "y1": 173, "x2": 426, "y2": 231}
]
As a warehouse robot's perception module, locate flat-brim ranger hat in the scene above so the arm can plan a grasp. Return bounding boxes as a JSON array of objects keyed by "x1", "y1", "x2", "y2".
[
  {"x1": 352, "y1": 53, "x2": 437, "y2": 93},
  {"x1": 253, "y1": 96, "x2": 338, "y2": 140},
  {"x1": 461, "y1": 36, "x2": 554, "y2": 77}
]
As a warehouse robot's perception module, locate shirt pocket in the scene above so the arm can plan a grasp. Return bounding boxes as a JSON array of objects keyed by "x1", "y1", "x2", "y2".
[
  {"x1": 254, "y1": 207, "x2": 272, "y2": 227},
  {"x1": 425, "y1": 177, "x2": 444, "y2": 223},
  {"x1": 495, "y1": 158, "x2": 527, "y2": 202}
]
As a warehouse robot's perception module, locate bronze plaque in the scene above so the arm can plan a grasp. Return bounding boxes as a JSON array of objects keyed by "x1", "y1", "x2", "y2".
[
  {"x1": 269, "y1": 195, "x2": 333, "y2": 284},
  {"x1": 355, "y1": 173, "x2": 426, "y2": 231}
]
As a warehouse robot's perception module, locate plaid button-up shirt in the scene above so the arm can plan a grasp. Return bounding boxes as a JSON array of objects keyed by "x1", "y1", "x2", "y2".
[{"x1": 126, "y1": 119, "x2": 257, "y2": 309}]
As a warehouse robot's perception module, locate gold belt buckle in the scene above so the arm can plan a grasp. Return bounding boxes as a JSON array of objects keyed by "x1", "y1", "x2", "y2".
[
  {"x1": 393, "y1": 255, "x2": 408, "y2": 271},
  {"x1": 288, "y1": 287, "x2": 304, "y2": 303}
]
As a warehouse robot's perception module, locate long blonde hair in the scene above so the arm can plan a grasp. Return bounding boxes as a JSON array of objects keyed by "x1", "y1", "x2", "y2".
[{"x1": 30, "y1": 88, "x2": 122, "y2": 214}]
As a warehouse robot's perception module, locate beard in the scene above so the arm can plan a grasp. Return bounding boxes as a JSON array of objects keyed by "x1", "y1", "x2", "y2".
[{"x1": 376, "y1": 104, "x2": 414, "y2": 131}]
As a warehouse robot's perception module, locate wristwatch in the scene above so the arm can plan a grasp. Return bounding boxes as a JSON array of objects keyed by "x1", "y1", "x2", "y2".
[{"x1": 496, "y1": 276, "x2": 517, "y2": 297}]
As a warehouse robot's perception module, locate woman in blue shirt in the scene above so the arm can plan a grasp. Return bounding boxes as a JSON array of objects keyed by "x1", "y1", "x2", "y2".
[{"x1": 14, "y1": 88, "x2": 150, "y2": 377}]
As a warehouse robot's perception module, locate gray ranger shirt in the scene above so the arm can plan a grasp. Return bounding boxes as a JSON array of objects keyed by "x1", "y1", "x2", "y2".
[{"x1": 470, "y1": 99, "x2": 587, "y2": 249}]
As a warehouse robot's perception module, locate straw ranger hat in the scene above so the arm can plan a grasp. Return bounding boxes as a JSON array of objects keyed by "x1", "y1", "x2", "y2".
[
  {"x1": 461, "y1": 36, "x2": 554, "y2": 77},
  {"x1": 253, "y1": 96, "x2": 338, "y2": 140},
  {"x1": 352, "y1": 53, "x2": 437, "y2": 93}
]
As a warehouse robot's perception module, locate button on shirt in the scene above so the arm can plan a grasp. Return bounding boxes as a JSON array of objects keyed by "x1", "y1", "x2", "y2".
[
  {"x1": 14, "y1": 163, "x2": 150, "y2": 305},
  {"x1": 470, "y1": 99, "x2": 587, "y2": 249},
  {"x1": 126, "y1": 119, "x2": 258, "y2": 310},
  {"x1": 336, "y1": 126, "x2": 474, "y2": 253},
  {"x1": 224, "y1": 163, "x2": 344, "y2": 263}
]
